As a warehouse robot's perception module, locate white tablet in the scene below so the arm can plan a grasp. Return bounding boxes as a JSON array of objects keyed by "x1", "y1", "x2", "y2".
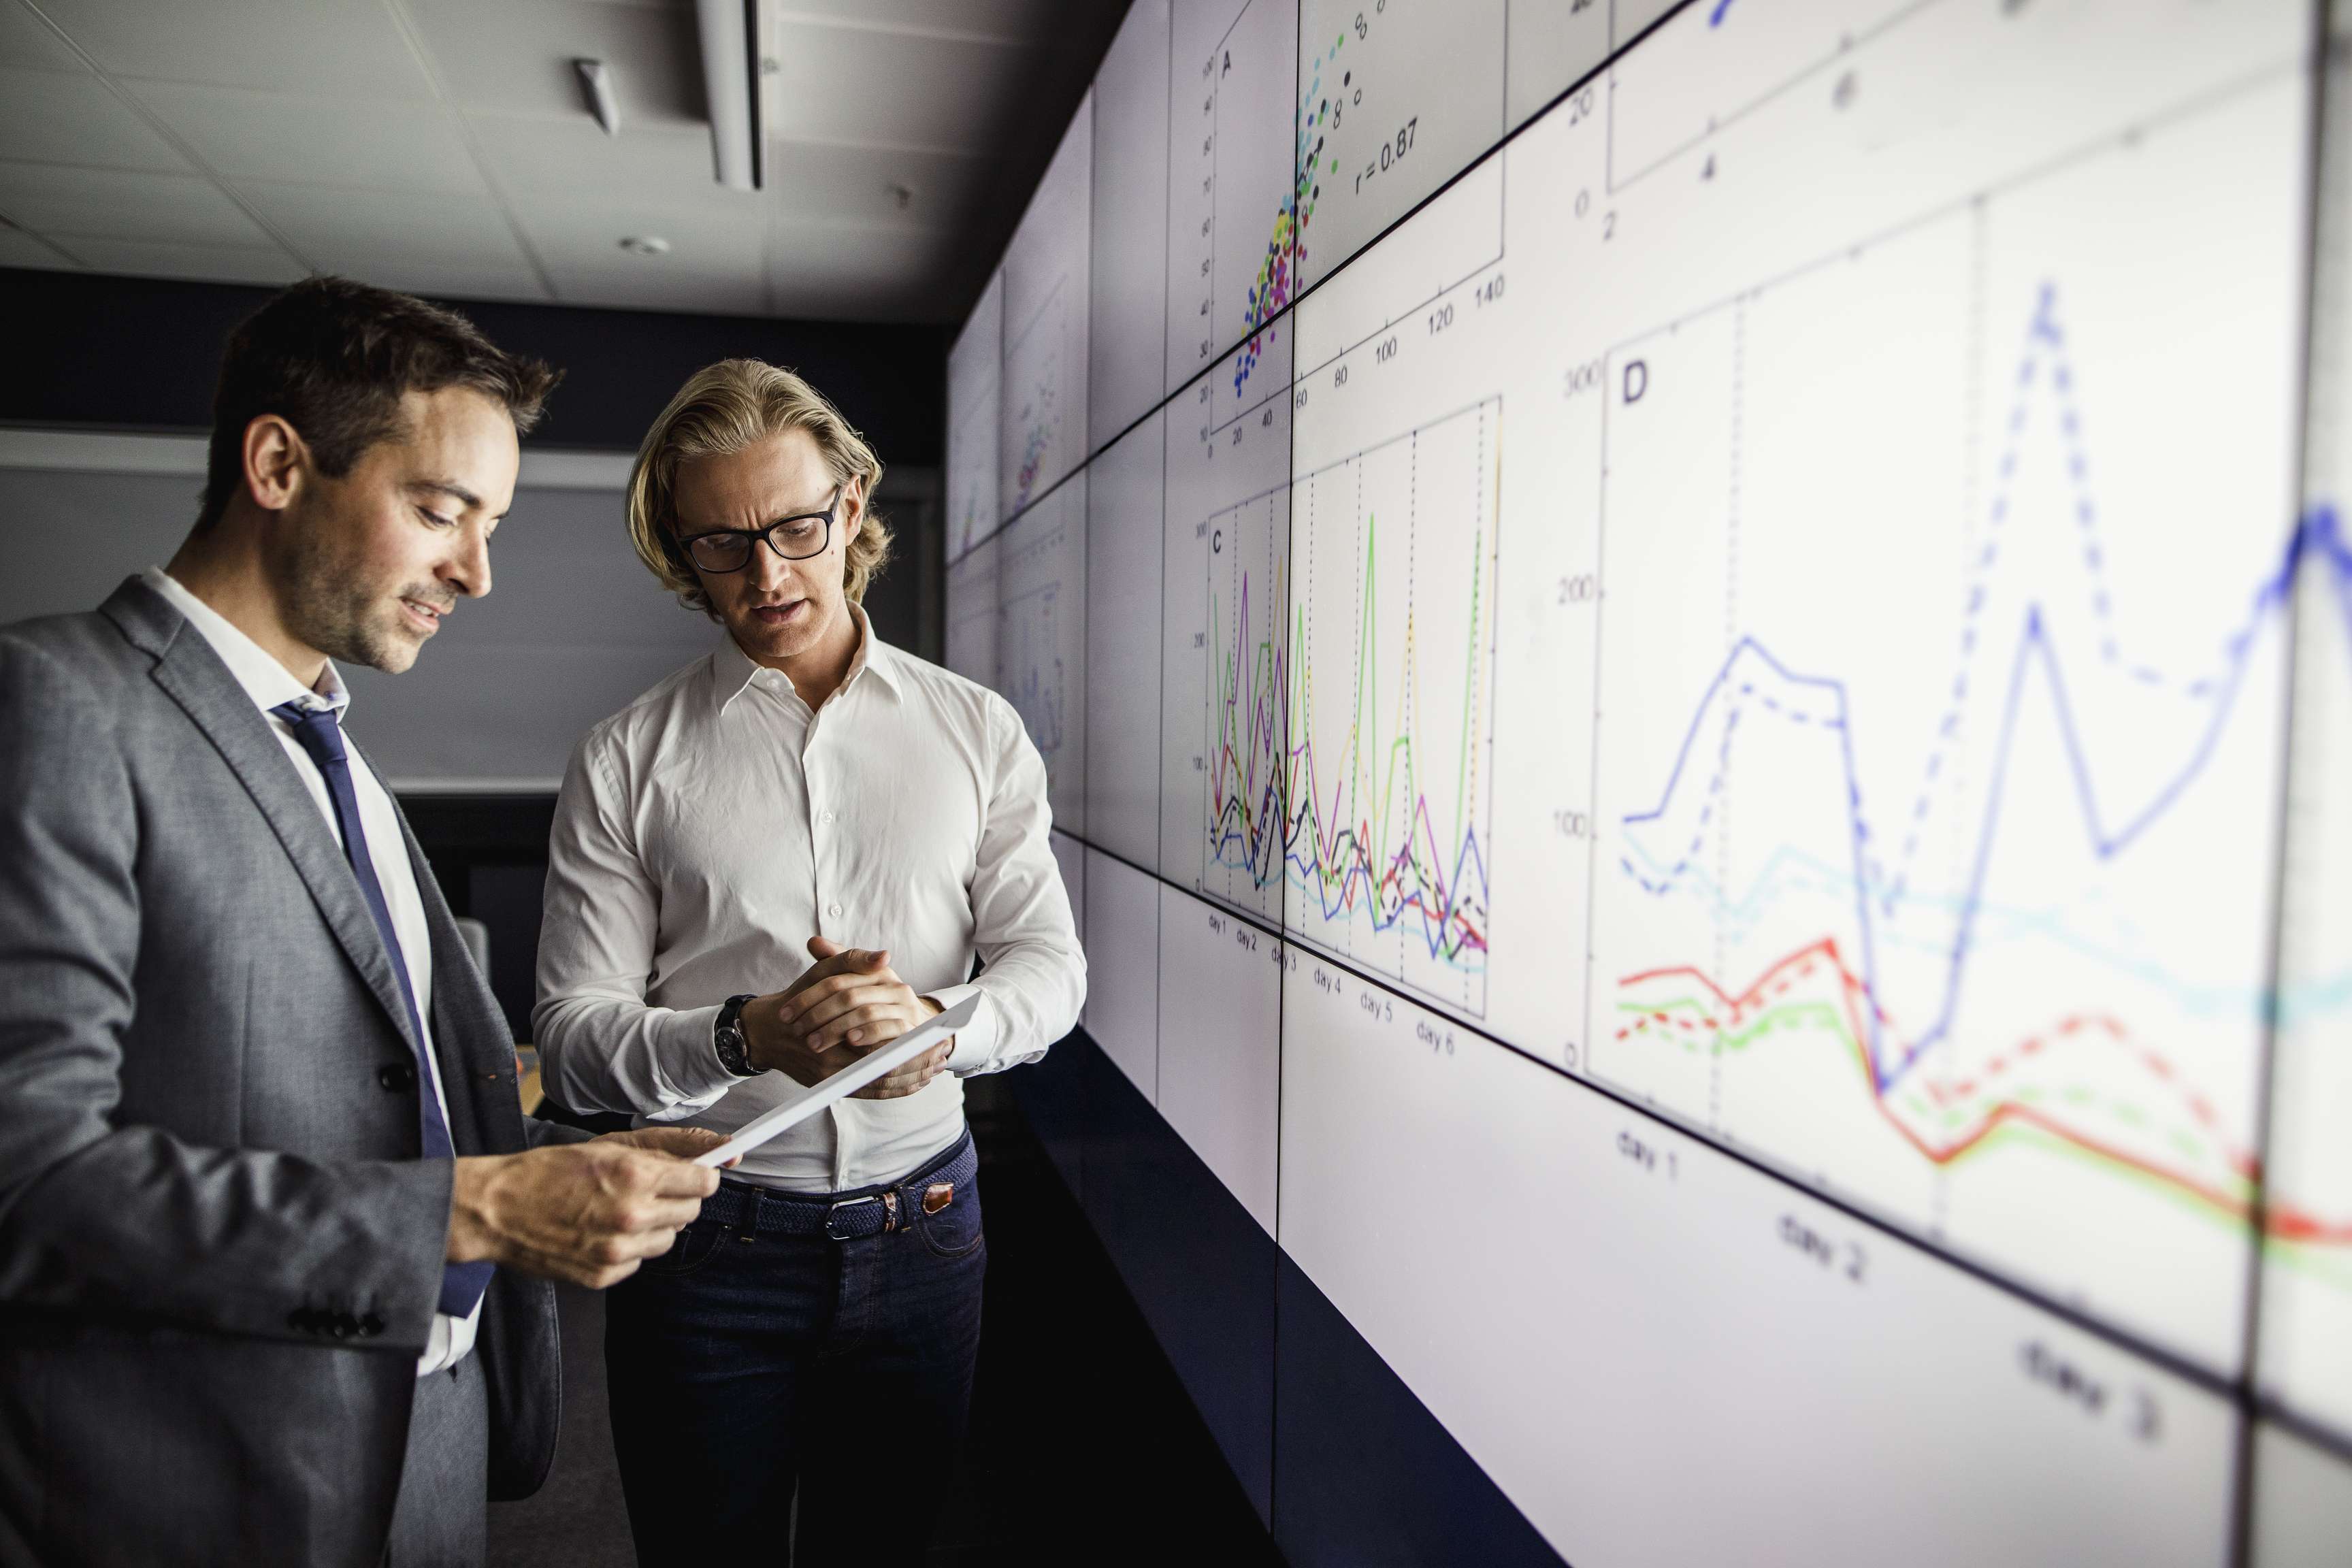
[{"x1": 691, "y1": 994, "x2": 980, "y2": 1168}]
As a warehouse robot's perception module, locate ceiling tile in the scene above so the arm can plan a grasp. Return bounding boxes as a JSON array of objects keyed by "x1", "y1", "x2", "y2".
[
  {"x1": 64, "y1": 235, "x2": 304, "y2": 286},
  {"x1": 763, "y1": 137, "x2": 990, "y2": 231},
  {"x1": 404, "y1": 0, "x2": 704, "y2": 127},
  {"x1": 127, "y1": 82, "x2": 485, "y2": 195},
  {"x1": 0, "y1": 224, "x2": 74, "y2": 267},
  {"x1": 0, "y1": 6, "x2": 88, "y2": 71},
  {"x1": 241, "y1": 180, "x2": 530, "y2": 271},
  {"x1": 508, "y1": 187, "x2": 766, "y2": 295},
  {"x1": 764, "y1": 22, "x2": 1037, "y2": 153},
  {"x1": 0, "y1": 66, "x2": 191, "y2": 172},
  {"x1": 31, "y1": 0, "x2": 436, "y2": 101},
  {"x1": 765, "y1": 1, "x2": 1067, "y2": 44},
  {"x1": 464, "y1": 114, "x2": 713, "y2": 197},
  {"x1": 0, "y1": 161, "x2": 272, "y2": 246},
  {"x1": 475, "y1": 113, "x2": 994, "y2": 230}
]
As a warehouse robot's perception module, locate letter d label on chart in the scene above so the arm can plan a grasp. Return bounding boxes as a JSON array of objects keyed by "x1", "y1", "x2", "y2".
[{"x1": 1622, "y1": 359, "x2": 1648, "y2": 404}]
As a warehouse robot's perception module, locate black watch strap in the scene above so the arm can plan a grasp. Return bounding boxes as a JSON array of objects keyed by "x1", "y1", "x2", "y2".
[{"x1": 713, "y1": 993, "x2": 760, "y2": 1077}]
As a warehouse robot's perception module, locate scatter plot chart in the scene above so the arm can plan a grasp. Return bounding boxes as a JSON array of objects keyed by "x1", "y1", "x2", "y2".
[
  {"x1": 1296, "y1": 0, "x2": 1504, "y2": 290},
  {"x1": 1171, "y1": 0, "x2": 1301, "y2": 421}
]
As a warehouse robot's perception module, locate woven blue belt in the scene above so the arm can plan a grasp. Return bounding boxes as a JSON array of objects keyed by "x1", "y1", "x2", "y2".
[{"x1": 700, "y1": 1128, "x2": 976, "y2": 1241}]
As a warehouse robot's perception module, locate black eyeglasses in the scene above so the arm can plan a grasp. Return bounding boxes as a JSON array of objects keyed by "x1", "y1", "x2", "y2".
[{"x1": 677, "y1": 487, "x2": 842, "y2": 573}]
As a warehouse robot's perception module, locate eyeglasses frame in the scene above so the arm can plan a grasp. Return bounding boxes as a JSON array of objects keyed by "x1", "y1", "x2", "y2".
[{"x1": 674, "y1": 485, "x2": 845, "y2": 573}]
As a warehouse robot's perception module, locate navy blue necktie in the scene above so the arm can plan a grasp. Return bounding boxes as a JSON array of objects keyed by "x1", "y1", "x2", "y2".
[{"x1": 272, "y1": 701, "x2": 493, "y2": 1320}]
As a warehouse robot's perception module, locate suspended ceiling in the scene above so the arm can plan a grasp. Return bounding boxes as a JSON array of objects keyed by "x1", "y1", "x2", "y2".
[{"x1": 0, "y1": 0, "x2": 1120, "y2": 321}]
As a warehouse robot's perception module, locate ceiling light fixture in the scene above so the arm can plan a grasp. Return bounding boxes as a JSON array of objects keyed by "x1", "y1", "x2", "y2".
[
  {"x1": 574, "y1": 59, "x2": 620, "y2": 137},
  {"x1": 694, "y1": 0, "x2": 765, "y2": 191},
  {"x1": 618, "y1": 235, "x2": 671, "y2": 256}
]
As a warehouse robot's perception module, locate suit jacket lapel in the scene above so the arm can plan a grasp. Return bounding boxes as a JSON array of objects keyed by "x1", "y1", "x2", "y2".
[
  {"x1": 365, "y1": 754, "x2": 531, "y2": 1160},
  {"x1": 103, "y1": 578, "x2": 423, "y2": 1056}
]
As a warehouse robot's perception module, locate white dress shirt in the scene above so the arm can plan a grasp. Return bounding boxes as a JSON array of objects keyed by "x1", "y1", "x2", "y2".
[
  {"x1": 144, "y1": 569, "x2": 478, "y2": 1377},
  {"x1": 534, "y1": 612, "x2": 1085, "y2": 1193}
]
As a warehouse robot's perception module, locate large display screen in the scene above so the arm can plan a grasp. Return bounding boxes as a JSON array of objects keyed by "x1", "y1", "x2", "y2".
[{"x1": 947, "y1": 1, "x2": 2352, "y2": 1560}]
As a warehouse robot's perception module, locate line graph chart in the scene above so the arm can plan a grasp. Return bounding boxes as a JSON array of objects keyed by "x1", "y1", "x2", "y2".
[
  {"x1": 1200, "y1": 483, "x2": 1292, "y2": 924},
  {"x1": 1582, "y1": 105, "x2": 2324, "y2": 1365},
  {"x1": 1286, "y1": 397, "x2": 1499, "y2": 1017}
]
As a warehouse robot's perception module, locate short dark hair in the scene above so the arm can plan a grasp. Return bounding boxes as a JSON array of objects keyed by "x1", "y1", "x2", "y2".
[{"x1": 197, "y1": 276, "x2": 561, "y2": 529}]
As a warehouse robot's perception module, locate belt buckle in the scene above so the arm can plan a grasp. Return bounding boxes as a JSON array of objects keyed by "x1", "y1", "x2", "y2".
[{"x1": 824, "y1": 1193, "x2": 880, "y2": 1241}]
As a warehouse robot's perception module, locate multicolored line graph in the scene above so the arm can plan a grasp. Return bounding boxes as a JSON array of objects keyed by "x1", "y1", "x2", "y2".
[
  {"x1": 1203, "y1": 402, "x2": 1500, "y2": 1013},
  {"x1": 1597, "y1": 280, "x2": 2352, "y2": 1340},
  {"x1": 1205, "y1": 554, "x2": 1290, "y2": 902},
  {"x1": 1285, "y1": 504, "x2": 1492, "y2": 977}
]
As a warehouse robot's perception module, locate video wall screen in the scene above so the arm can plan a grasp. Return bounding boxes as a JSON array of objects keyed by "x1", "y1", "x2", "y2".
[{"x1": 946, "y1": 1, "x2": 2352, "y2": 1561}]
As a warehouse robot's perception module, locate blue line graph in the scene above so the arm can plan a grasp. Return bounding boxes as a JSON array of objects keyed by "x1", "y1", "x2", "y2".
[{"x1": 1616, "y1": 284, "x2": 2350, "y2": 1104}]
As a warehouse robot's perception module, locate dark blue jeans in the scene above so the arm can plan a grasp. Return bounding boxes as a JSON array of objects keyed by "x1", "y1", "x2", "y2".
[{"x1": 605, "y1": 1133, "x2": 987, "y2": 1567}]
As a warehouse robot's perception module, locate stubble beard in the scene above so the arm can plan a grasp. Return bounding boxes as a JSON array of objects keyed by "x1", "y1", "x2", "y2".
[{"x1": 272, "y1": 523, "x2": 427, "y2": 675}]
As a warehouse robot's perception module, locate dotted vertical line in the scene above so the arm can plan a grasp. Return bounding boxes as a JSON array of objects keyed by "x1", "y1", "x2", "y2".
[
  {"x1": 1469, "y1": 406, "x2": 1483, "y2": 1016},
  {"x1": 1304, "y1": 473, "x2": 1316, "y2": 938},
  {"x1": 1350, "y1": 452, "x2": 1362, "y2": 964},
  {"x1": 1269, "y1": 487, "x2": 1286, "y2": 913},
  {"x1": 1937, "y1": 205, "x2": 1989, "y2": 1239},
  {"x1": 1234, "y1": 498, "x2": 1246, "y2": 902},
  {"x1": 1714, "y1": 299, "x2": 1746, "y2": 1137},
  {"x1": 1405, "y1": 428, "x2": 1417, "y2": 985},
  {"x1": 1262, "y1": 493, "x2": 1275, "y2": 899}
]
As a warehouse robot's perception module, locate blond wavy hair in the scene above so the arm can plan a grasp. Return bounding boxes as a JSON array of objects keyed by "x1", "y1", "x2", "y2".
[{"x1": 625, "y1": 359, "x2": 889, "y2": 614}]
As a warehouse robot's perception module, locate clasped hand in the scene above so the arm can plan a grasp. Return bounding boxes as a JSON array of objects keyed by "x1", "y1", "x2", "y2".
[{"x1": 740, "y1": 936, "x2": 953, "y2": 1099}]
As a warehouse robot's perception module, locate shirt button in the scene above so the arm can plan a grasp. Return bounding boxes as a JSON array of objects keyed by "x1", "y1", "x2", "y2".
[
  {"x1": 819, "y1": 811, "x2": 836, "y2": 825},
  {"x1": 827, "y1": 902, "x2": 843, "y2": 918}
]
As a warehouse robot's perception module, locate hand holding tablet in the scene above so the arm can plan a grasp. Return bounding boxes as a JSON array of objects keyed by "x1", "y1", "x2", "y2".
[{"x1": 693, "y1": 994, "x2": 980, "y2": 1168}]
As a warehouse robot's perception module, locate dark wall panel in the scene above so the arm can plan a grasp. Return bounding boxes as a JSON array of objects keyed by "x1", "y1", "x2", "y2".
[
  {"x1": 1273, "y1": 1255, "x2": 1563, "y2": 1568},
  {"x1": 1075, "y1": 1042, "x2": 1276, "y2": 1526},
  {"x1": 1009, "y1": 1023, "x2": 1090, "y2": 1203},
  {"x1": 0, "y1": 267, "x2": 946, "y2": 466}
]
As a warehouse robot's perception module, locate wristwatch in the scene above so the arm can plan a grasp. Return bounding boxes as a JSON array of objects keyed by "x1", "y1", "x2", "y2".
[{"x1": 713, "y1": 993, "x2": 760, "y2": 1077}]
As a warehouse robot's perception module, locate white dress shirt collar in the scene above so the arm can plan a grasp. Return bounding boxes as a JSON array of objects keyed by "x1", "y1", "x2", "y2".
[
  {"x1": 140, "y1": 566, "x2": 350, "y2": 721},
  {"x1": 708, "y1": 602, "x2": 902, "y2": 717}
]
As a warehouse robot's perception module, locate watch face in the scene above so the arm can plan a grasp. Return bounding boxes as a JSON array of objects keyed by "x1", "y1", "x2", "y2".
[{"x1": 717, "y1": 997, "x2": 757, "y2": 1075}]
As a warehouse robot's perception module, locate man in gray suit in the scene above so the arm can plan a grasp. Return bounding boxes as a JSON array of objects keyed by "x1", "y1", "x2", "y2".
[{"x1": 0, "y1": 278, "x2": 723, "y2": 1567}]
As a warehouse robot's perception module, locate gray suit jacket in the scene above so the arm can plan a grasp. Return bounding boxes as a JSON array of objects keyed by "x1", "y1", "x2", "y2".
[{"x1": 0, "y1": 578, "x2": 569, "y2": 1567}]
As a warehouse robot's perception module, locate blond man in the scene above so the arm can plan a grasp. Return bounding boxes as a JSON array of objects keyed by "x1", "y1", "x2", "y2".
[{"x1": 534, "y1": 360, "x2": 1083, "y2": 1565}]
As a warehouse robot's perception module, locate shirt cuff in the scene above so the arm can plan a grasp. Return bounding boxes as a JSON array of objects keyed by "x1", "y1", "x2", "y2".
[
  {"x1": 651, "y1": 1002, "x2": 736, "y2": 1112},
  {"x1": 925, "y1": 984, "x2": 1000, "y2": 1075}
]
